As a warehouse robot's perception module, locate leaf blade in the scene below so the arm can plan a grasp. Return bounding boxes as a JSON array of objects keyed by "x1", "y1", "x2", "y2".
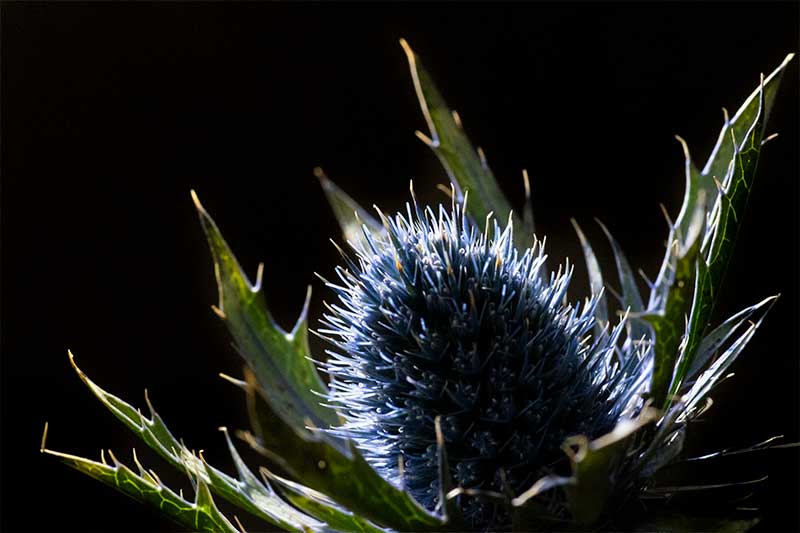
[
  {"x1": 191, "y1": 191, "x2": 342, "y2": 446},
  {"x1": 66, "y1": 353, "x2": 329, "y2": 532},
  {"x1": 315, "y1": 167, "x2": 384, "y2": 249},
  {"x1": 41, "y1": 441, "x2": 240, "y2": 533},
  {"x1": 400, "y1": 39, "x2": 531, "y2": 250}
]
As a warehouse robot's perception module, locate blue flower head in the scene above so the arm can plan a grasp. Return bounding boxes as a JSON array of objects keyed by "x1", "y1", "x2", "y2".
[{"x1": 319, "y1": 195, "x2": 651, "y2": 528}]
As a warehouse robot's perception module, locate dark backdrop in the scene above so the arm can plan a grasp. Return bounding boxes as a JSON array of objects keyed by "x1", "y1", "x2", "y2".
[{"x1": 2, "y1": 3, "x2": 798, "y2": 532}]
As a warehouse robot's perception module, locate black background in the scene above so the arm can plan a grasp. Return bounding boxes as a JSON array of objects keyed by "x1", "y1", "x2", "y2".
[{"x1": 2, "y1": 3, "x2": 798, "y2": 532}]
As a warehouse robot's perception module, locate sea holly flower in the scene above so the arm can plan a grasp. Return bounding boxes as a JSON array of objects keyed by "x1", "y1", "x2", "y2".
[
  {"x1": 42, "y1": 40, "x2": 794, "y2": 532},
  {"x1": 318, "y1": 198, "x2": 650, "y2": 529}
]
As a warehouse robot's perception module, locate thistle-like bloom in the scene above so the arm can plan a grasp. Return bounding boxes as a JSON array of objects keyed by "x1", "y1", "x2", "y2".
[{"x1": 320, "y1": 199, "x2": 650, "y2": 528}]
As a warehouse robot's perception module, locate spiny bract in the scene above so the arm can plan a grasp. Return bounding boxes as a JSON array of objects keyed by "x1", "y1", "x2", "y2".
[{"x1": 320, "y1": 200, "x2": 650, "y2": 528}]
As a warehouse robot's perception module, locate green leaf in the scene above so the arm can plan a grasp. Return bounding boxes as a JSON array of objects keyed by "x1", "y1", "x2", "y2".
[
  {"x1": 513, "y1": 409, "x2": 658, "y2": 526},
  {"x1": 700, "y1": 54, "x2": 794, "y2": 201},
  {"x1": 646, "y1": 54, "x2": 794, "y2": 407},
  {"x1": 192, "y1": 194, "x2": 442, "y2": 530},
  {"x1": 665, "y1": 53, "x2": 793, "y2": 263},
  {"x1": 41, "y1": 427, "x2": 240, "y2": 533},
  {"x1": 191, "y1": 191, "x2": 343, "y2": 449},
  {"x1": 264, "y1": 469, "x2": 388, "y2": 533},
  {"x1": 64, "y1": 352, "x2": 330, "y2": 533},
  {"x1": 400, "y1": 39, "x2": 531, "y2": 250},
  {"x1": 570, "y1": 219, "x2": 609, "y2": 332},
  {"x1": 670, "y1": 74, "x2": 769, "y2": 401},
  {"x1": 680, "y1": 296, "x2": 776, "y2": 415},
  {"x1": 595, "y1": 219, "x2": 650, "y2": 342},
  {"x1": 314, "y1": 167, "x2": 384, "y2": 250},
  {"x1": 596, "y1": 220, "x2": 644, "y2": 314},
  {"x1": 238, "y1": 369, "x2": 445, "y2": 532},
  {"x1": 642, "y1": 235, "x2": 702, "y2": 406},
  {"x1": 686, "y1": 295, "x2": 778, "y2": 380}
]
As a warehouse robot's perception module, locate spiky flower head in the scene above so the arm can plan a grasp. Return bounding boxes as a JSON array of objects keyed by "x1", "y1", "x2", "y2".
[{"x1": 320, "y1": 197, "x2": 650, "y2": 528}]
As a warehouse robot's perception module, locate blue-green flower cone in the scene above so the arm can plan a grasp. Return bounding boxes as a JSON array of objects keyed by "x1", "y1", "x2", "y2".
[{"x1": 319, "y1": 200, "x2": 651, "y2": 529}]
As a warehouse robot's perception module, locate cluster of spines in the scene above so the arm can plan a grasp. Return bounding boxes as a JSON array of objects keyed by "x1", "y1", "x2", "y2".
[{"x1": 318, "y1": 198, "x2": 649, "y2": 528}]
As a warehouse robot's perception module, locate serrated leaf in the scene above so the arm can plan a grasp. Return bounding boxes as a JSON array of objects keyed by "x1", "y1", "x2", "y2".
[
  {"x1": 41, "y1": 436, "x2": 240, "y2": 533},
  {"x1": 670, "y1": 75, "x2": 768, "y2": 401},
  {"x1": 700, "y1": 54, "x2": 794, "y2": 198},
  {"x1": 191, "y1": 191, "x2": 343, "y2": 451},
  {"x1": 65, "y1": 352, "x2": 329, "y2": 532},
  {"x1": 663, "y1": 54, "x2": 793, "y2": 273},
  {"x1": 686, "y1": 295, "x2": 778, "y2": 380},
  {"x1": 400, "y1": 39, "x2": 531, "y2": 250},
  {"x1": 239, "y1": 369, "x2": 445, "y2": 532},
  {"x1": 680, "y1": 297, "x2": 776, "y2": 416},
  {"x1": 315, "y1": 168, "x2": 384, "y2": 250},
  {"x1": 646, "y1": 55, "x2": 793, "y2": 408}
]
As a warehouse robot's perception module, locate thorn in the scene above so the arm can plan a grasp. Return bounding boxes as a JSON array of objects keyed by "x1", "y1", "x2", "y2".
[
  {"x1": 658, "y1": 203, "x2": 675, "y2": 230},
  {"x1": 398, "y1": 37, "x2": 412, "y2": 53},
  {"x1": 522, "y1": 169, "x2": 531, "y2": 200},
  {"x1": 252, "y1": 262, "x2": 264, "y2": 293},
  {"x1": 415, "y1": 130, "x2": 435, "y2": 147},
  {"x1": 762, "y1": 132, "x2": 779, "y2": 146},
  {"x1": 452, "y1": 110, "x2": 462, "y2": 128},
  {"x1": 477, "y1": 146, "x2": 488, "y2": 169},
  {"x1": 133, "y1": 448, "x2": 150, "y2": 480},
  {"x1": 107, "y1": 449, "x2": 120, "y2": 466},
  {"x1": 729, "y1": 125, "x2": 740, "y2": 155},
  {"x1": 211, "y1": 305, "x2": 226, "y2": 319},
  {"x1": 436, "y1": 183, "x2": 454, "y2": 198},
  {"x1": 144, "y1": 388, "x2": 156, "y2": 417},
  {"x1": 40, "y1": 421, "x2": 49, "y2": 452},
  {"x1": 218, "y1": 373, "x2": 247, "y2": 389},
  {"x1": 234, "y1": 515, "x2": 248, "y2": 533},
  {"x1": 721, "y1": 107, "x2": 730, "y2": 126},
  {"x1": 147, "y1": 468, "x2": 164, "y2": 487},
  {"x1": 329, "y1": 238, "x2": 347, "y2": 257},
  {"x1": 674, "y1": 134, "x2": 691, "y2": 161},
  {"x1": 190, "y1": 189, "x2": 204, "y2": 212}
]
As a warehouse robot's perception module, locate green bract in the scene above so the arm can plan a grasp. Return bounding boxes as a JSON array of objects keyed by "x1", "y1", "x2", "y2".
[{"x1": 43, "y1": 41, "x2": 794, "y2": 532}]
